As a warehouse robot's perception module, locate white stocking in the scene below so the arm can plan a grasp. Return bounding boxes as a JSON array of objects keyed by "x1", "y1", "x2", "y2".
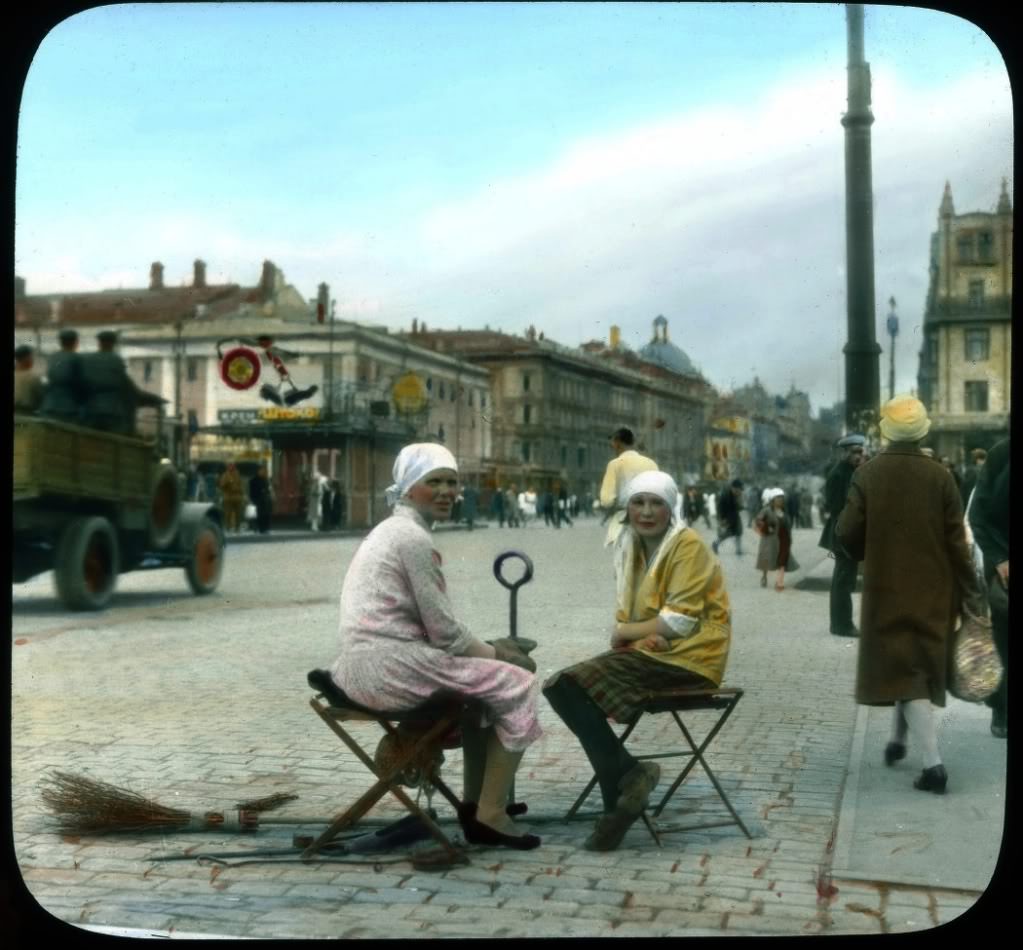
[{"x1": 903, "y1": 699, "x2": 941, "y2": 769}]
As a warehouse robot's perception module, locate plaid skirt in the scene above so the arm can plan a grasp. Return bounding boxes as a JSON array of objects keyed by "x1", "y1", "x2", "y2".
[{"x1": 546, "y1": 649, "x2": 715, "y2": 724}]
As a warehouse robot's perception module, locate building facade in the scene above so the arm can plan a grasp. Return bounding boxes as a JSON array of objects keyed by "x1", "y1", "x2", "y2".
[
  {"x1": 917, "y1": 180, "x2": 1012, "y2": 461},
  {"x1": 404, "y1": 320, "x2": 713, "y2": 497}
]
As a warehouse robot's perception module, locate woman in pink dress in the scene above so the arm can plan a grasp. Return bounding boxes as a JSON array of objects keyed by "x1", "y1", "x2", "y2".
[{"x1": 330, "y1": 443, "x2": 541, "y2": 849}]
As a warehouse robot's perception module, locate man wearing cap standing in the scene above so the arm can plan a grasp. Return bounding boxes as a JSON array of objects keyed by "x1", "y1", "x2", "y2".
[
  {"x1": 80, "y1": 330, "x2": 166, "y2": 435},
  {"x1": 39, "y1": 329, "x2": 84, "y2": 423},
  {"x1": 819, "y1": 434, "x2": 866, "y2": 637},
  {"x1": 14, "y1": 344, "x2": 45, "y2": 414}
]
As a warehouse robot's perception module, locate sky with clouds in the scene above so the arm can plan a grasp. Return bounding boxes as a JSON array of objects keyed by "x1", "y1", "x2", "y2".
[{"x1": 15, "y1": 2, "x2": 1014, "y2": 413}]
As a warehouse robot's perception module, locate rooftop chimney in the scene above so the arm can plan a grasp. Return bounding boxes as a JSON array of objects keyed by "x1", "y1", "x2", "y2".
[
  {"x1": 193, "y1": 259, "x2": 207, "y2": 289},
  {"x1": 609, "y1": 325, "x2": 621, "y2": 349},
  {"x1": 260, "y1": 260, "x2": 276, "y2": 301},
  {"x1": 150, "y1": 262, "x2": 165, "y2": 291}
]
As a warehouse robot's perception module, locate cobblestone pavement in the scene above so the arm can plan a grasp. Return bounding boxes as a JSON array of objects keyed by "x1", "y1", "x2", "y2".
[{"x1": 11, "y1": 518, "x2": 999, "y2": 937}]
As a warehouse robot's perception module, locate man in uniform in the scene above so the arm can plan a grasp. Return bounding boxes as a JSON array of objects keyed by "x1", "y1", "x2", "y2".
[
  {"x1": 80, "y1": 330, "x2": 166, "y2": 434},
  {"x1": 819, "y1": 434, "x2": 866, "y2": 637},
  {"x1": 599, "y1": 427, "x2": 658, "y2": 546},
  {"x1": 39, "y1": 328, "x2": 84, "y2": 423},
  {"x1": 14, "y1": 344, "x2": 45, "y2": 413}
]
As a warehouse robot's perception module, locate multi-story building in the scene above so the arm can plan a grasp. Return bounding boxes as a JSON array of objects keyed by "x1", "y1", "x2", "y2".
[
  {"x1": 917, "y1": 180, "x2": 1012, "y2": 461},
  {"x1": 14, "y1": 261, "x2": 490, "y2": 528},
  {"x1": 405, "y1": 318, "x2": 713, "y2": 497}
]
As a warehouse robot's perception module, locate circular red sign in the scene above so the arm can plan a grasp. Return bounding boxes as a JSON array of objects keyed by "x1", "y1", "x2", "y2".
[{"x1": 220, "y1": 347, "x2": 262, "y2": 390}]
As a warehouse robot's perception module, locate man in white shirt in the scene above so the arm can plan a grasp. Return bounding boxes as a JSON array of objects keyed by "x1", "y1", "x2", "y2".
[{"x1": 599, "y1": 427, "x2": 658, "y2": 546}]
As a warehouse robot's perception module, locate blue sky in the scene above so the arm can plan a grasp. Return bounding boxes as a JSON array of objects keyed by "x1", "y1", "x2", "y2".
[{"x1": 15, "y1": 2, "x2": 1014, "y2": 411}]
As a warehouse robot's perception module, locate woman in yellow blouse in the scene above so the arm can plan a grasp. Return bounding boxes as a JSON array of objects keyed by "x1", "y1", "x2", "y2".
[{"x1": 543, "y1": 470, "x2": 732, "y2": 850}]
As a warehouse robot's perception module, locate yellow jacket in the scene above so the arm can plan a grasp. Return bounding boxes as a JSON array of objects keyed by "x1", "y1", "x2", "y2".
[{"x1": 617, "y1": 527, "x2": 732, "y2": 686}]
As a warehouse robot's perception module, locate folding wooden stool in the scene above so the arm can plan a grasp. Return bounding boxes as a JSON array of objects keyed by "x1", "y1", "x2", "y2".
[
  {"x1": 565, "y1": 686, "x2": 751, "y2": 840},
  {"x1": 303, "y1": 668, "x2": 473, "y2": 862}
]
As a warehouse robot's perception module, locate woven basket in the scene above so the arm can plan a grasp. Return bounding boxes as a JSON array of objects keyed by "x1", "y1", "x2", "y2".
[{"x1": 950, "y1": 610, "x2": 1003, "y2": 703}]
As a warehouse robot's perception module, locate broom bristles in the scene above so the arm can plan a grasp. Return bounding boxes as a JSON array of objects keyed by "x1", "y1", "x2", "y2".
[{"x1": 41, "y1": 771, "x2": 191, "y2": 835}]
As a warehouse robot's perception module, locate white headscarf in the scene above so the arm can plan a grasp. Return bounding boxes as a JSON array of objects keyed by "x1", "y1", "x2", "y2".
[
  {"x1": 762, "y1": 487, "x2": 785, "y2": 506},
  {"x1": 385, "y1": 443, "x2": 458, "y2": 507},
  {"x1": 613, "y1": 471, "x2": 687, "y2": 616}
]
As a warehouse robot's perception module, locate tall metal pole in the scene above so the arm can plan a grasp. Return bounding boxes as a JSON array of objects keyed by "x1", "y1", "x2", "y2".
[
  {"x1": 841, "y1": 4, "x2": 881, "y2": 432},
  {"x1": 174, "y1": 318, "x2": 184, "y2": 467},
  {"x1": 886, "y1": 296, "x2": 899, "y2": 402}
]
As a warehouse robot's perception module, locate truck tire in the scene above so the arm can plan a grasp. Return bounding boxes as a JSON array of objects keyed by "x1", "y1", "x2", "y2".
[
  {"x1": 149, "y1": 462, "x2": 182, "y2": 550},
  {"x1": 54, "y1": 517, "x2": 120, "y2": 610},
  {"x1": 185, "y1": 517, "x2": 224, "y2": 595}
]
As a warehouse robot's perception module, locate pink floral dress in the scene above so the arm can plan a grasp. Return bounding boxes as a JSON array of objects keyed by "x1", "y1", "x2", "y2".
[{"x1": 330, "y1": 503, "x2": 541, "y2": 752}]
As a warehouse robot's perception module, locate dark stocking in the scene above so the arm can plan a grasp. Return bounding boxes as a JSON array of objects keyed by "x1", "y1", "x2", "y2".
[{"x1": 543, "y1": 675, "x2": 636, "y2": 811}]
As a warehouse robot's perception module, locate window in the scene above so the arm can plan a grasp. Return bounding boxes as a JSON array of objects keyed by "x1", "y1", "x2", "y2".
[
  {"x1": 561, "y1": 445, "x2": 567, "y2": 467},
  {"x1": 522, "y1": 442, "x2": 531, "y2": 462},
  {"x1": 439, "y1": 381, "x2": 446, "y2": 399},
  {"x1": 187, "y1": 358, "x2": 197, "y2": 382},
  {"x1": 523, "y1": 404, "x2": 531, "y2": 424},
  {"x1": 143, "y1": 360, "x2": 153, "y2": 382},
  {"x1": 964, "y1": 381, "x2": 989, "y2": 412},
  {"x1": 978, "y1": 230, "x2": 994, "y2": 263},
  {"x1": 522, "y1": 372, "x2": 530, "y2": 392},
  {"x1": 968, "y1": 280, "x2": 985, "y2": 309},
  {"x1": 577, "y1": 446, "x2": 586, "y2": 468},
  {"x1": 426, "y1": 377, "x2": 433, "y2": 391},
  {"x1": 480, "y1": 392, "x2": 487, "y2": 409},
  {"x1": 468, "y1": 390, "x2": 474, "y2": 407},
  {"x1": 965, "y1": 328, "x2": 990, "y2": 362},
  {"x1": 957, "y1": 235, "x2": 974, "y2": 263},
  {"x1": 926, "y1": 336, "x2": 939, "y2": 368}
]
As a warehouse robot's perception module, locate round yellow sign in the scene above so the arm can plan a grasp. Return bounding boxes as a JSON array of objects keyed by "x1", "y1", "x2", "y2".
[{"x1": 392, "y1": 372, "x2": 427, "y2": 414}]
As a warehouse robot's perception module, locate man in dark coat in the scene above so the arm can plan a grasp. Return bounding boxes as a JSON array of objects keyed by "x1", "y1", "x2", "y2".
[
  {"x1": 80, "y1": 330, "x2": 166, "y2": 434},
  {"x1": 14, "y1": 344, "x2": 45, "y2": 413},
  {"x1": 960, "y1": 448, "x2": 987, "y2": 508},
  {"x1": 712, "y1": 479, "x2": 744, "y2": 555},
  {"x1": 836, "y1": 396, "x2": 980, "y2": 794},
  {"x1": 248, "y1": 465, "x2": 274, "y2": 535},
  {"x1": 820, "y1": 434, "x2": 866, "y2": 637},
  {"x1": 39, "y1": 328, "x2": 84, "y2": 423},
  {"x1": 967, "y1": 438, "x2": 1009, "y2": 738}
]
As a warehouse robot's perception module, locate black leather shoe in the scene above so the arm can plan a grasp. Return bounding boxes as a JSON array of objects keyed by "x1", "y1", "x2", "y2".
[
  {"x1": 884, "y1": 742, "x2": 907, "y2": 767},
  {"x1": 913, "y1": 765, "x2": 947, "y2": 794},
  {"x1": 830, "y1": 627, "x2": 859, "y2": 638}
]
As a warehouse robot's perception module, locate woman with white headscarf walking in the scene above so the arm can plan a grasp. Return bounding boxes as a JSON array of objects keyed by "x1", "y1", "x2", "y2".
[
  {"x1": 836, "y1": 396, "x2": 982, "y2": 795},
  {"x1": 329, "y1": 443, "x2": 543, "y2": 849},
  {"x1": 754, "y1": 488, "x2": 800, "y2": 591},
  {"x1": 543, "y1": 471, "x2": 732, "y2": 850}
]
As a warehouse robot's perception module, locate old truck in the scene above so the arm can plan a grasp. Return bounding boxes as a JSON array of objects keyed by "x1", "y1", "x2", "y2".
[{"x1": 13, "y1": 412, "x2": 225, "y2": 610}]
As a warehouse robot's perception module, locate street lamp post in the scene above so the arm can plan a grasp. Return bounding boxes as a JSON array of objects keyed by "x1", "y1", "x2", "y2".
[{"x1": 886, "y1": 296, "x2": 899, "y2": 402}]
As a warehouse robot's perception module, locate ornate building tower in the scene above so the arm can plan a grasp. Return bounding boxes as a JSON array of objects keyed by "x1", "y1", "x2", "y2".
[{"x1": 916, "y1": 179, "x2": 1013, "y2": 460}]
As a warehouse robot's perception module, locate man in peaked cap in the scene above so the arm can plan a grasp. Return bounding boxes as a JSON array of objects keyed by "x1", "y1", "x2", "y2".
[
  {"x1": 819, "y1": 433, "x2": 867, "y2": 637},
  {"x1": 14, "y1": 344, "x2": 45, "y2": 413},
  {"x1": 80, "y1": 329, "x2": 166, "y2": 435},
  {"x1": 39, "y1": 328, "x2": 84, "y2": 423}
]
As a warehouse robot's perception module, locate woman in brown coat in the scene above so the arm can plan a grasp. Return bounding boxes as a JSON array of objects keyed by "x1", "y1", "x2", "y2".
[{"x1": 836, "y1": 396, "x2": 980, "y2": 795}]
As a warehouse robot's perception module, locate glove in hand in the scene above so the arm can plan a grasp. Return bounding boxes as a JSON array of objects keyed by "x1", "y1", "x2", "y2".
[{"x1": 488, "y1": 637, "x2": 538, "y2": 673}]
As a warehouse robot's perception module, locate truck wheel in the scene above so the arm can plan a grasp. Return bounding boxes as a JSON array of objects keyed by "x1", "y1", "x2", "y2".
[
  {"x1": 149, "y1": 462, "x2": 183, "y2": 550},
  {"x1": 54, "y1": 517, "x2": 120, "y2": 610},
  {"x1": 185, "y1": 517, "x2": 224, "y2": 595}
]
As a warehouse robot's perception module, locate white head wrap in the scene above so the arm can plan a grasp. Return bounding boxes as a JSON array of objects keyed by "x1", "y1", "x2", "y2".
[
  {"x1": 763, "y1": 487, "x2": 785, "y2": 506},
  {"x1": 613, "y1": 471, "x2": 688, "y2": 615},
  {"x1": 385, "y1": 443, "x2": 458, "y2": 507},
  {"x1": 879, "y1": 394, "x2": 931, "y2": 443}
]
